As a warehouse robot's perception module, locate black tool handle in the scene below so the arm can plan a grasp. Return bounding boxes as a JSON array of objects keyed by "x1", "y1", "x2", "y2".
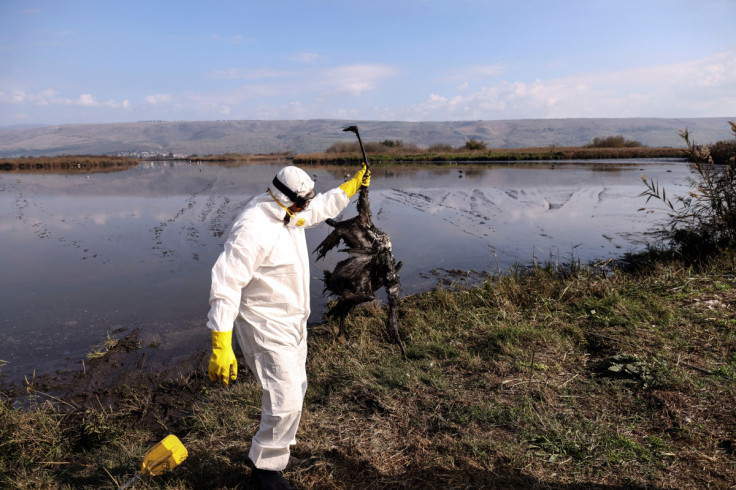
[{"x1": 342, "y1": 125, "x2": 370, "y2": 168}]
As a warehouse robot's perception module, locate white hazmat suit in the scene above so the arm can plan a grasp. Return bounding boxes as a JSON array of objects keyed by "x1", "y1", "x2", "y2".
[{"x1": 207, "y1": 165, "x2": 362, "y2": 471}]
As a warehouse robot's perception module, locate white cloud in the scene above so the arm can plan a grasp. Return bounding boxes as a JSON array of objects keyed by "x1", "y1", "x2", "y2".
[
  {"x1": 4, "y1": 46, "x2": 732, "y2": 124},
  {"x1": 182, "y1": 62, "x2": 398, "y2": 116},
  {"x1": 78, "y1": 94, "x2": 97, "y2": 106},
  {"x1": 325, "y1": 64, "x2": 398, "y2": 96},
  {"x1": 403, "y1": 48, "x2": 736, "y2": 120},
  {"x1": 0, "y1": 89, "x2": 130, "y2": 110},
  {"x1": 1, "y1": 89, "x2": 58, "y2": 105},
  {"x1": 10, "y1": 89, "x2": 27, "y2": 103},
  {"x1": 144, "y1": 94, "x2": 173, "y2": 105},
  {"x1": 33, "y1": 89, "x2": 58, "y2": 105},
  {"x1": 74, "y1": 94, "x2": 130, "y2": 109}
]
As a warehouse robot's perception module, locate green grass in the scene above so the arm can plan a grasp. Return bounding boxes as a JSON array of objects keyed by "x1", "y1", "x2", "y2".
[
  {"x1": 2, "y1": 251, "x2": 736, "y2": 488},
  {"x1": 85, "y1": 332, "x2": 121, "y2": 360}
]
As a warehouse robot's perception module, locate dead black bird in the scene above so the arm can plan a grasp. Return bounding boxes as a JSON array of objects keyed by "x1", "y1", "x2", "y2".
[{"x1": 314, "y1": 125, "x2": 405, "y2": 356}]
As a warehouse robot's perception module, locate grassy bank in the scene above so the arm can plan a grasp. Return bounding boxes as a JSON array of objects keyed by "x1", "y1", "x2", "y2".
[
  {"x1": 294, "y1": 146, "x2": 684, "y2": 164},
  {"x1": 2, "y1": 250, "x2": 736, "y2": 488}
]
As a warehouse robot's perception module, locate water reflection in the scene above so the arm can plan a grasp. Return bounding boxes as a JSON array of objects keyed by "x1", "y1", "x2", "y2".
[{"x1": 0, "y1": 159, "x2": 690, "y2": 381}]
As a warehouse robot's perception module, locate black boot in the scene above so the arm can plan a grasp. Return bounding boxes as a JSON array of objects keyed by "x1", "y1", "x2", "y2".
[{"x1": 252, "y1": 468, "x2": 293, "y2": 490}]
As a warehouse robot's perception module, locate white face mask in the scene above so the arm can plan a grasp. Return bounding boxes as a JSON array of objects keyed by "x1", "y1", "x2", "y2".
[{"x1": 268, "y1": 188, "x2": 309, "y2": 228}]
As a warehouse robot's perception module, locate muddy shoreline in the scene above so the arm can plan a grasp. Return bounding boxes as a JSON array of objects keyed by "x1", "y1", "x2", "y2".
[
  {"x1": 1, "y1": 329, "x2": 206, "y2": 412},
  {"x1": 0, "y1": 263, "x2": 588, "y2": 412},
  {"x1": 0, "y1": 268, "x2": 479, "y2": 413}
]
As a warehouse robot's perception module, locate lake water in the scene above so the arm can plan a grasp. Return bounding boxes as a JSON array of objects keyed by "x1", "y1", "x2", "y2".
[{"x1": 0, "y1": 159, "x2": 691, "y2": 383}]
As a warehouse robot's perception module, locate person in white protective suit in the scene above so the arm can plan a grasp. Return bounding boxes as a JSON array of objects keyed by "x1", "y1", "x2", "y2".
[{"x1": 206, "y1": 164, "x2": 369, "y2": 489}]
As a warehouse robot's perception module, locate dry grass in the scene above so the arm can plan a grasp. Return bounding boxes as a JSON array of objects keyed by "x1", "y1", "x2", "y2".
[
  {"x1": 2, "y1": 252, "x2": 736, "y2": 488},
  {"x1": 294, "y1": 146, "x2": 684, "y2": 164},
  {"x1": 0, "y1": 155, "x2": 138, "y2": 174}
]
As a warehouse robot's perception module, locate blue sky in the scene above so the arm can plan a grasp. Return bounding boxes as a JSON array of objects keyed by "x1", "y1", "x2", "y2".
[{"x1": 1, "y1": 0, "x2": 735, "y2": 126}]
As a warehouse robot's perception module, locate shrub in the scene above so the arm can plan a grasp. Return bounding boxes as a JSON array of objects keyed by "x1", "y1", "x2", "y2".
[
  {"x1": 324, "y1": 140, "x2": 419, "y2": 154},
  {"x1": 428, "y1": 143, "x2": 454, "y2": 153},
  {"x1": 326, "y1": 142, "x2": 359, "y2": 153},
  {"x1": 363, "y1": 141, "x2": 385, "y2": 153},
  {"x1": 463, "y1": 139, "x2": 487, "y2": 151},
  {"x1": 586, "y1": 135, "x2": 643, "y2": 148},
  {"x1": 708, "y1": 138, "x2": 736, "y2": 165},
  {"x1": 640, "y1": 122, "x2": 736, "y2": 256}
]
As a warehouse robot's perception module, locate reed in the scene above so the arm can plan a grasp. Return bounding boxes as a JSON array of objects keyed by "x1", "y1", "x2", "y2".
[
  {"x1": 294, "y1": 145, "x2": 683, "y2": 164},
  {"x1": 640, "y1": 121, "x2": 736, "y2": 257},
  {"x1": 0, "y1": 155, "x2": 138, "y2": 173}
]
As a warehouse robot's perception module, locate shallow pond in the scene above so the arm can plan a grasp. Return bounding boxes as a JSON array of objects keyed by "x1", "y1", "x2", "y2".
[{"x1": 0, "y1": 159, "x2": 690, "y2": 382}]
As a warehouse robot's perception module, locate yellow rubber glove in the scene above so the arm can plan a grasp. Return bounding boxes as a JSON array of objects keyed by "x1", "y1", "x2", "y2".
[
  {"x1": 209, "y1": 330, "x2": 237, "y2": 385},
  {"x1": 339, "y1": 163, "x2": 370, "y2": 198},
  {"x1": 362, "y1": 167, "x2": 371, "y2": 188}
]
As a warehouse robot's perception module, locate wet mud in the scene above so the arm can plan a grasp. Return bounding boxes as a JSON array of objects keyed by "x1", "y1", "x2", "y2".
[{"x1": 2, "y1": 325, "x2": 211, "y2": 418}]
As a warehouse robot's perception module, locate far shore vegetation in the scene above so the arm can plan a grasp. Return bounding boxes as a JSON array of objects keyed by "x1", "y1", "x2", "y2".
[
  {"x1": 184, "y1": 151, "x2": 294, "y2": 162},
  {"x1": 0, "y1": 133, "x2": 705, "y2": 173},
  {"x1": 294, "y1": 135, "x2": 685, "y2": 164},
  {"x1": 0, "y1": 155, "x2": 139, "y2": 173},
  {"x1": 1, "y1": 123, "x2": 736, "y2": 488},
  {"x1": 4, "y1": 132, "x2": 736, "y2": 171}
]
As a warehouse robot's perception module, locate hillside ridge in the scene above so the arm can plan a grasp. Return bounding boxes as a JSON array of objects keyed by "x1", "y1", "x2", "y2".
[{"x1": 0, "y1": 117, "x2": 733, "y2": 157}]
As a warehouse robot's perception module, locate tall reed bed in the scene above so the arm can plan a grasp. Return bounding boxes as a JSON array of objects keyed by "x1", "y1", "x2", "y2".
[
  {"x1": 294, "y1": 146, "x2": 683, "y2": 164},
  {"x1": 1, "y1": 155, "x2": 138, "y2": 173}
]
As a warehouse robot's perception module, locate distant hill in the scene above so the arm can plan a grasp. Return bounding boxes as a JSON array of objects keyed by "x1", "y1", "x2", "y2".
[{"x1": 0, "y1": 118, "x2": 733, "y2": 158}]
